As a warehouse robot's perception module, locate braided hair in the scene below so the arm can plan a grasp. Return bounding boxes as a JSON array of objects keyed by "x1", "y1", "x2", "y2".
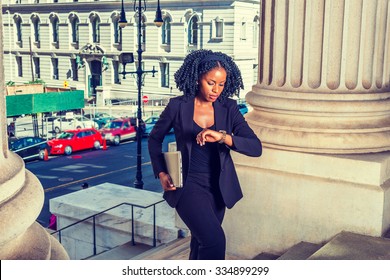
[{"x1": 174, "y1": 49, "x2": 244, "y2": 100}]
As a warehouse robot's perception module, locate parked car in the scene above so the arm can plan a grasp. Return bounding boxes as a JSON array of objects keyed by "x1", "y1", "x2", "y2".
[
  {"x1": 238, "y1": 103, "x2": 249, "y2": 115},
  {"x1": 52, "y1": 115, "x2": 99, "y2": 133},
  {"x1": 143, "y1": 115, "x2": 173, "y2": 137},
  {"x1": 8, "y1": 136, "x2": 51, "y2": 161},
  {"x1": 48, "y1": 128, "x2": 103, "y2": 155},
  {"x1": 99, "y1": 118, "x2": 138, "y2": 145},
  {"x1": 84, "y1": 112, "x2": 116, "y2": 129}
]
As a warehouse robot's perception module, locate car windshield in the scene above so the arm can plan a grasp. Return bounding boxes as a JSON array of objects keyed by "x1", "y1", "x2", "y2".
[
  {"x1": 104, "y1": 121, "x2": 122, "y2": 129},
  {"x1": 97, "y1": 113, "x2": 110, "y2": 118},
  {"x1": 144, "y1": 117, "x2": 157, "y2": 124},
  {"x1": 57, "y1": 132, "x2": 74, "y2": 139}
]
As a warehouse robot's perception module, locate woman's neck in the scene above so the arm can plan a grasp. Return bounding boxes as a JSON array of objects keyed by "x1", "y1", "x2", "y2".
[{"x1": 195, "y1": 96, "x2": 212, "y2": 107}]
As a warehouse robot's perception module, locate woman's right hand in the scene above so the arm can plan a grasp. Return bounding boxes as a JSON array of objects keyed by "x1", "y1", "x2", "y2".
[{"x1": 158, "y1": 172, "x2": 176, "y2": 191}]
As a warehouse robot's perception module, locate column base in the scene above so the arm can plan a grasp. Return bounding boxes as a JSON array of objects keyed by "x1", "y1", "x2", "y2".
[
  {"x1": 224, "y1": 148, "x2": 390, "y2": 257},
  {"x1": 246, "y1": 88, "x2": 390, "y2": 154}
]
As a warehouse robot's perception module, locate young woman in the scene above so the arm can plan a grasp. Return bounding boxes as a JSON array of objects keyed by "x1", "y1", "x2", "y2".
[{"x1": 148, "y1": 49, "x2": 262, "y2": 260}]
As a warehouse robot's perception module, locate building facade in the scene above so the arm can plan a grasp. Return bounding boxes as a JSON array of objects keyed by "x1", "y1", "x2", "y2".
[{"x1": 2, "y1": 0, "x2": 260, "y2": 106}]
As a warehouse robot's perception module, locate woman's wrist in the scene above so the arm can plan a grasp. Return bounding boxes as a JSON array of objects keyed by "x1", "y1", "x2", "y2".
[{"x1": 218, "y1": 130, "x2": 227, "y2": 144}]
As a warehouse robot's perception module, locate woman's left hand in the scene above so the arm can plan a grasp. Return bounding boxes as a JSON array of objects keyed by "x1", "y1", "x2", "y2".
[{"x1": 196, "y1": 129, "x2": 223, "y2": 146}]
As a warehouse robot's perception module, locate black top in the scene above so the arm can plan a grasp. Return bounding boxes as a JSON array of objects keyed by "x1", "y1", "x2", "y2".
[{"x1": 189, "y1": 121, "x2": 220, "y2": 174}]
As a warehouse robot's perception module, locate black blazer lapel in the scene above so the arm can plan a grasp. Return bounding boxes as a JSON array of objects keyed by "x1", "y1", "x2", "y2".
[
  {"x1": 180, "y1": 97, "x2": 195, "y2": 173},
  {"x1": 214, "y1": 100, "x2": 228, "y2": 163}
]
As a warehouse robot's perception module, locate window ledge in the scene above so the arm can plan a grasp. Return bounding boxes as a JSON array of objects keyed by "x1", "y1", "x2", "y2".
[{"x1": 160, "y1": 44, "x2": 171, "y2": 51}]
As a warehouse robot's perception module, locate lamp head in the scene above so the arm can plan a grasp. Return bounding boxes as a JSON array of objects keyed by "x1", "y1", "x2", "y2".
[
  {"x1": 119, "y1": 52, "x2": 134, "y2": 65},
  {"x1": 154, "y1": 0, "x2": 163, "y2": 27},
  {"x1": 119, "y1": 0, "x2": 128, "y2": 28}
]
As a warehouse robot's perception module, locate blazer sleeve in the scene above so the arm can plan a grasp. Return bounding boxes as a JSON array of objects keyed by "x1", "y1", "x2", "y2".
[
  {"x1": 228, "y1": 101, "x2": 262, "y2": 157},
  {"x1": 148, "y1": 99, "x2": 176, "y2": 177}
]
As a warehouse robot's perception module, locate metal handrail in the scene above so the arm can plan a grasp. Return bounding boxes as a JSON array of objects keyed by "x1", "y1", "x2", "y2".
[{"x1": 50, "y1": 199, "x2": 165, "y2": 258}]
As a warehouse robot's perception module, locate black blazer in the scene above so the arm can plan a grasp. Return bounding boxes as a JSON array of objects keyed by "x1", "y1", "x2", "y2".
[{"x1": 148, "y1": 96, "x2": 262, "y2": 209}]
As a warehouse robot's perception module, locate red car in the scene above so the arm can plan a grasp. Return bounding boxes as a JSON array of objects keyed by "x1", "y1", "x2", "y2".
[
  {"x1": 48, "y1": 128, "x2": 103, "y2": 155},
  {"x1": 99, "y1": 117, "x2": 137, "y2": 146}
]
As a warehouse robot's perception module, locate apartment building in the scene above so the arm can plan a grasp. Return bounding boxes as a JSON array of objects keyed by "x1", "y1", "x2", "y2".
[{"x1": 2, "y1": 0, "x2": 260, "y2": 105}]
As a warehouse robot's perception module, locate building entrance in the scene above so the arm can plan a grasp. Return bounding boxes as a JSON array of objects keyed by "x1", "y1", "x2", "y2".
[{"x1": 89, "y1": 60, "x2": 102, "y2": 98}]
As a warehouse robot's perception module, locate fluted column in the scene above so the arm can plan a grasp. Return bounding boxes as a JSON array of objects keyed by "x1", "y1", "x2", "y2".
[
  {"x1": 0, "y1": 9, "x2": 68, "y2": 260},
  {"x1": 247, "y1": 0, "x2": 390, "y2": 153}
]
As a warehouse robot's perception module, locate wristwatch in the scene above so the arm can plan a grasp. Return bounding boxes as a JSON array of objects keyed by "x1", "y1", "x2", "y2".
[{"x1": 218, "y1": 130, "x2": 227, "y2": 144}]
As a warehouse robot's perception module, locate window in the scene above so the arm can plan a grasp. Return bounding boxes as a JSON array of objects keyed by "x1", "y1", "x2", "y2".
[
  {"x1": 212, "y1": 17, "x2": 224, "y2": 39},
  {"x1": 160, "y1": 63, "x2": 169, "y2": 88},
  {"x1": 71, "y1": 59, "x2": 78, "y2": 81},
  {"x1": 51, "y1": 16, "x2": 59, "y2": 43},
  {"x1": 91, "y1": 17, "x2": 100, "y2": 43},
  {"x1": 188, "y1": 17, "x2": 198, "y2": 45},
  {"x1": 135, "y1": 61, "x2": 145, "y2": 71},
  {"x1": 15, "y1": 16, "x2": 23, "y2": 43},
  {"x1": 113, "y1": 19, "x2": 122, "y2": 44},
  {"x1": 253, "y1": 16, "x2": 259, "y2": 48},
  {"x1": 113, "y1": 61, "x2": 121, "y2": 84},
  {"x1": 135, "y1": 14, "x2": 147, "y2": 50},
  {"x1": 240, "y1": 21, "x2": 247, "y2": 40},
  {"x1": 16, "y1": 56, "x2": 23, "y2": 77},
  {"x1": 253, "y1": 64, "x2": 258, "y2": 85},
  {"x1": 31, "y1": 16, "x2": 40, "y2": 43},
  {"x1": 52, "y1": 58, "x2": 59, "y2": 80},
  {"x1": 162, "y1": 17, "x2": 171, "y2": 45},
  {"x1": 71, "y1": 17, "x2": 79, "y2": 44},
  {"x1": 33, "y1": 57, "x2": 40, "y2": 79}
]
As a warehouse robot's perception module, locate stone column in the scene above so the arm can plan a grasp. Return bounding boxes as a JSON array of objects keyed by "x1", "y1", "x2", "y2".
[
  {"x1": 246, "y1": 0, "x2": 390, "y2": 154},
  {"x1": 0, "y1": 9, "x2": 69, "y2": 260},
  {"x1": 224, "y1": 0, "x2": 390, "y2": 258}
]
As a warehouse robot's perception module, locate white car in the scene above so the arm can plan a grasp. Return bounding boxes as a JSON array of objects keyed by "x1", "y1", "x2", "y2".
[{"x1": 53, "y1": 115, "x2": 98, "y2": 133}]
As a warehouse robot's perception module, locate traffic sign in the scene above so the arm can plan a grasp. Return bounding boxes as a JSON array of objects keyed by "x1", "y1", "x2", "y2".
[{"x1": 143, "y1": 95, "x2": 149, "y2": 103}]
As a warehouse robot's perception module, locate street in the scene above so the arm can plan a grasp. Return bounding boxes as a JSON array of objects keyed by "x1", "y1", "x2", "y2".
[{"x1": 25, "y1": 134, "x2": 175, "y2": 227}]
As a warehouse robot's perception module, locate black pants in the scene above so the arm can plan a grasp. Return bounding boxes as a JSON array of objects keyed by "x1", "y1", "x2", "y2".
[{"x1": 176, "y1": 172, "x2": 226, "y2": 260}]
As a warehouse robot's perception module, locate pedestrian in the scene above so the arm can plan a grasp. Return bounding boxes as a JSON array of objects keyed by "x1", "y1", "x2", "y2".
[{"x1": 148, "y1": 49, "x2": 262, "y2": 260}]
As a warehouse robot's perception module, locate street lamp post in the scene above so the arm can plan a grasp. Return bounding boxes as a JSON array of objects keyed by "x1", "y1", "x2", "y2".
[{"x1": 119, "y1": 0, "x2": 163, "y2": 189}]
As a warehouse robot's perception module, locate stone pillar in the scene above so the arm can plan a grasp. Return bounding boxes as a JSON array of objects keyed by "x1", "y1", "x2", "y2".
[
  {"x1": 246, "y1": 0, "x2": 390, "y2": 154},
  {"x1": 0, "y1": 9, "x2": 69, "y2": 260},
  {"x1": 224, "y1": 0, "x2": 390, "y2": 258}
]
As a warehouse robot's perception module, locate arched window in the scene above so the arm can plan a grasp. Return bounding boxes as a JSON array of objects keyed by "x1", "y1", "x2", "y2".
[
  {"x1": 252, "y1": 16, "x2": 259, "y2": 48},
  {"x1": 240, "y1": 19, "x2": 247, "y2": 40},
  {"x1": 50, "y1": 15, "x2": 59, "y2": 43},
  {"x1": 162, "y1": 17, "x2": 171, "y2": 45},
  {"x1": 91, "y1": 16, "x2": 101, "y2": 43},
  {"x1": 212, "y1": 16, "x2": 224, "y2": 39},
  {"x1": 70, "y1": 16, "x2": 79, "y2": 44},
  {"x1": 134, "y1": 13, "x2": 146, "y2": 50},
  {"x1": 113, "y1": 17, "x2": 121, "y2": 44},
  {"x1": 52, "y1": 17, "x2": 59, "y2": 43},
  {"x1": 188, "y1": 16, "x2": 198, "y2": 45},
  {"x1": 14, "y1": 16, "x2": 23, "y2": 43},
  {"x1": 31, "y1": 15, "x2": 40, "y2": 43}
]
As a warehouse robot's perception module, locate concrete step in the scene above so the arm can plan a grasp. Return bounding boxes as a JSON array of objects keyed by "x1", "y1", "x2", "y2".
[
  {"x1": 132, "y1": 237, "x2": 191, "y2": 260},
  {"x1": 133, "y1": 236, "x2": 245, "y2": 260},
  {"x1": 277, "y1": 242, "x2": 323, "y2": 260},
  {"x1": 308, "y1": 231, "x2": 390, "y2": 260},
  {"x1": 252, "y1": 252, "x2": 280, "y2": 260},
  {"x1": 86, "y1": 241, "x2": 152, "y2": 260}
]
